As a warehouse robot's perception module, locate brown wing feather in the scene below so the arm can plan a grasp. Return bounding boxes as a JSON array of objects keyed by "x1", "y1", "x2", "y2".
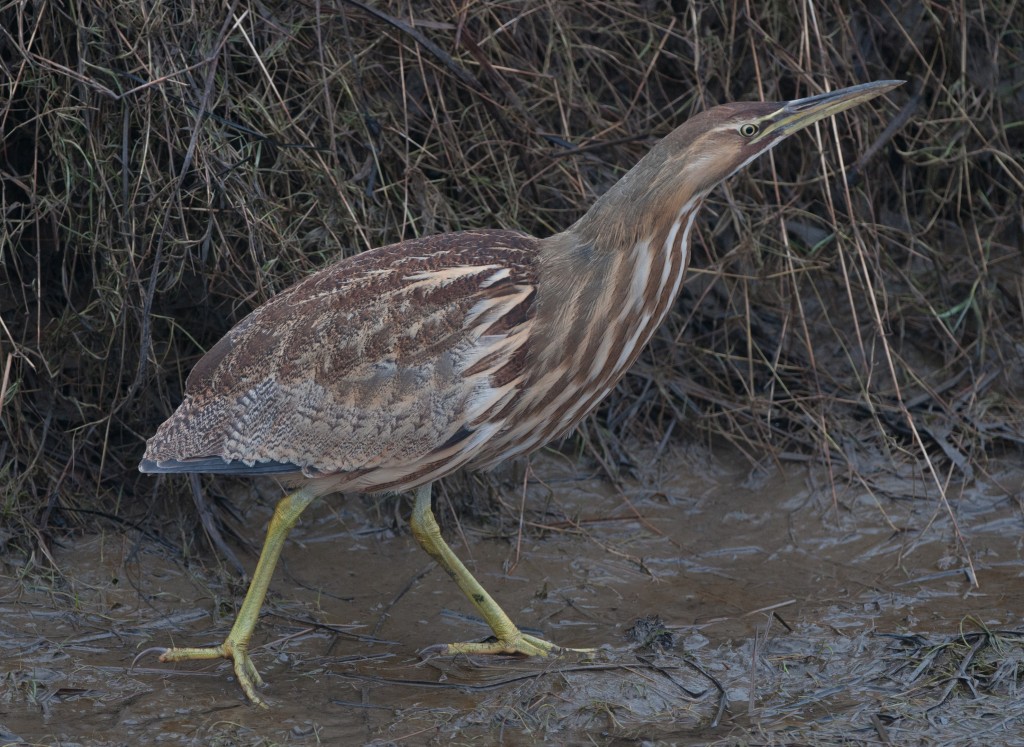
[{"x1": 142, "y1": 230, "x2": 538, "y2": 491}]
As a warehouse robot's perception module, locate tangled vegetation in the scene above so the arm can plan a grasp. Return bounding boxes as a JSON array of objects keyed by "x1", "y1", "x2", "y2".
[{"x1": 1, "y1": 1, "x2": 1021, "y2": 556}]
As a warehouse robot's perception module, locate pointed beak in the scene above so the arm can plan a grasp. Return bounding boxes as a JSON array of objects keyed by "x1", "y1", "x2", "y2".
[{"x1": 753, "y1": 80, "x2": 905, "y2": 144}]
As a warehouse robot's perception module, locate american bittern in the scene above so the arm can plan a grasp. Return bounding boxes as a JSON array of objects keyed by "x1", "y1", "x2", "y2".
[{"x1": 141, "y1": 80, "x2": 902, "y2": 705}]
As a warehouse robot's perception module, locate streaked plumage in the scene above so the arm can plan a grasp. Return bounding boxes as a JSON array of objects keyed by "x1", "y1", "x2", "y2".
[
  {"x1": 144, "y1": 231, "x2": 539, "y2": 491},
  {"x1": 141, "y1": 81, "x2": 902, "y2": 706}
]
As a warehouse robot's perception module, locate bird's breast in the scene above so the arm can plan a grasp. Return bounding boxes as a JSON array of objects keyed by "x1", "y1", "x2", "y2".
[{"x1": 471, "y1": 207, "x2": 699, "y2": 469}]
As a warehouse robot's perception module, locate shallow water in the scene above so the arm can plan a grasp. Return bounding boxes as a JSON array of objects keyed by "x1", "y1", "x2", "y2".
[{"x1": 3, "y1": 446, "x2": 1023, "y2": 745}]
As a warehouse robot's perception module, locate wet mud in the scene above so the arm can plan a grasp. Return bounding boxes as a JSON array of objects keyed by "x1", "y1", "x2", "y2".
[{"x1": 3, "y1": 445, "x2": 1023, "y2": 745}]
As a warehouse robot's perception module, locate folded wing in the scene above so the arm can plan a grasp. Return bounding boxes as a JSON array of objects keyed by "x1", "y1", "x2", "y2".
[{"x1": 141, "y1": 230, "x2": 539, "y2": 493}]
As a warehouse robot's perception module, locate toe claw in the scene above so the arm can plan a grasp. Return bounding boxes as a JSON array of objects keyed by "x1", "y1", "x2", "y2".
[
  {"x1": 418, "y1": 642, "x2": 452, "y2": 658},
  {"x1": 130, "y1": 646, "x2": 170, "y2": 669}
]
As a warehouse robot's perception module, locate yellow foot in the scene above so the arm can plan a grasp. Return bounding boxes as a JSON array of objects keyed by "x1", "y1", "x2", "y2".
[
  {"x1": 158, "y1": 641, "x2": 268, "y2": 707},
  {"x1": 425, "y1": 631, "x2": 593, "y2": 658}
]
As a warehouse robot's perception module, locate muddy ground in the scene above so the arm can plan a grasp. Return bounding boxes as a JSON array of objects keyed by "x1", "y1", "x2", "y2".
[{"x1": 3, "y1": 445, "x2": 1023, "y2": 745}]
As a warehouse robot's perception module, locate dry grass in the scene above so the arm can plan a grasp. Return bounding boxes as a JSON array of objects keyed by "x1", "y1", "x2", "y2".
[{"x1": 1, "y1": 0, "x2": 1022, "y2": 557}]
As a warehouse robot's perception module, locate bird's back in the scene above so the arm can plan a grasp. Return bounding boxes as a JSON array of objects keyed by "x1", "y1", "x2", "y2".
[{"x1": 141, "y1": 229, "x2": 540, "y2": 495}]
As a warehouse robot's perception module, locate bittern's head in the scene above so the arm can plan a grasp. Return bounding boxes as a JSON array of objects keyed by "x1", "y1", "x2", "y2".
[
  {"x1": 572, "y1": 80, "x2": 904, "y2": 249},
  {"x1": 660, "y1": 80, "x2": 903, "y2": 192}
]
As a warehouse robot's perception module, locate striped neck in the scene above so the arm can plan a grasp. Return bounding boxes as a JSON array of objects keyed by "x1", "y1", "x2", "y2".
[
  {"x1": 530, "y1": 177, "x2": 705, "y2": 369},
  {"x1": 473, "y1": 199, "x2": 700, "y2": 470}
]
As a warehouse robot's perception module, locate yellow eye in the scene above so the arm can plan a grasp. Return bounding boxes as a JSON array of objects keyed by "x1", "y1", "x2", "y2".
[{"x1": 739, "y1": 123, "x2": 759, "y2": 138}]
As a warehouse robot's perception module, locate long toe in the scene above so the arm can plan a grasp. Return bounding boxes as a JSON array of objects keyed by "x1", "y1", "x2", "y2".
[
  {"x1": 436, "y1": 631, "x2": 592, "y2": 658},
  {"x1": 158, "y1": 643, "x2": 230, "y2": 663},
  {"x1": 231, "y1": 648, "x2": 268, "y2": 707},
  {"x1": 158, "y1": 641, "x2": 268, "y2": 708}
]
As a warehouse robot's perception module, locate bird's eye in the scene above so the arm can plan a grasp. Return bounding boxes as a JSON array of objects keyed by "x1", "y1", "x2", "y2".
[{"x1": 739, "y1": 123, "x2": 759, "y2": 138}]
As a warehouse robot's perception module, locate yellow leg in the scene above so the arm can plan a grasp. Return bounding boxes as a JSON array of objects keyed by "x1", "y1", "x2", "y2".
[
  {"x1": 159, "y1": 485, "x2": 317, "y2": 707},
  {"x1": 410, "y1": 482, "x2": 573, "y2": 657}
]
